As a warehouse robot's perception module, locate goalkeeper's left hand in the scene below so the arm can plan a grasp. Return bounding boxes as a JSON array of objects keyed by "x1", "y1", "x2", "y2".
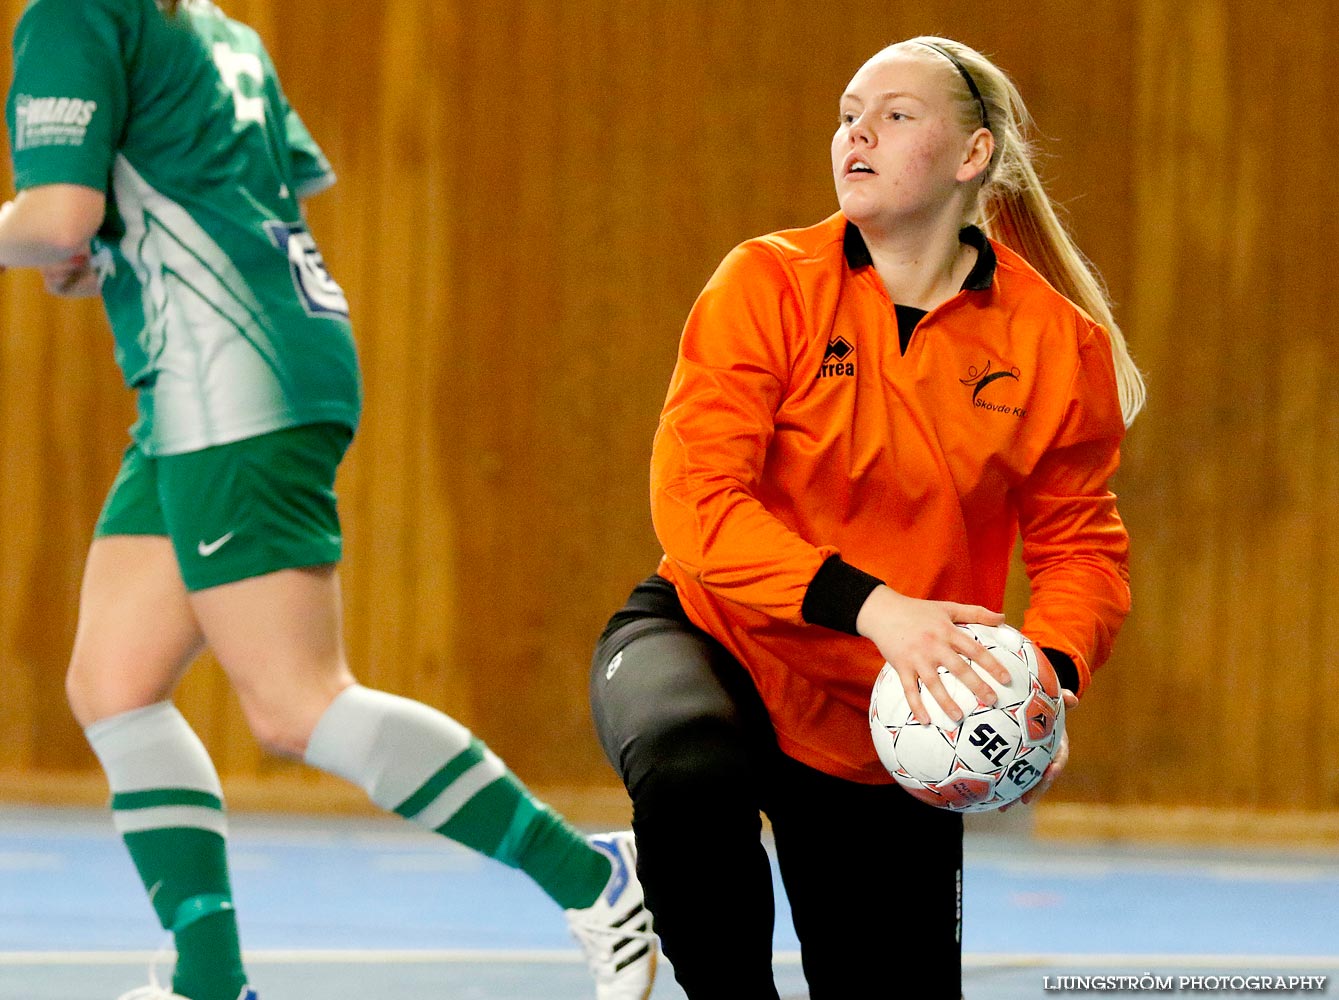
[{"x1": 1003, "y1": 689, "x2": 1079, "y2": 810}]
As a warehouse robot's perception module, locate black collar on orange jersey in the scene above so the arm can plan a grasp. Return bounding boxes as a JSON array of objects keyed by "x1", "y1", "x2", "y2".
[{"x1": 843, "y1": 221, "x2": 997, "y2": 291}]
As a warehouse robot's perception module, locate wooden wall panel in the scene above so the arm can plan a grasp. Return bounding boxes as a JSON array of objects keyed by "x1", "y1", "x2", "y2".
[
  {"x1": 0, "y1": 0, "x2": 1334, "y2": 835},
  {"x1": 1105, "y1": 0, "x2": 1337, "y2": 813}
]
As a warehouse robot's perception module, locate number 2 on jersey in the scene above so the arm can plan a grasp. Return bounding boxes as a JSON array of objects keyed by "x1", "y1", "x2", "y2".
[{"x1": 212, "y1": 42, "x2": 265, "y2": 125}]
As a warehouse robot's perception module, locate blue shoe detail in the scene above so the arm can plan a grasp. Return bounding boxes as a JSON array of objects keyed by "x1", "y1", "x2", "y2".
[
  {"x1": 566, "y1": 831, "x2": 657, "y2": 999},
  {"x1": 591, "y1": 834, "x2": 630, "y2": 904}
]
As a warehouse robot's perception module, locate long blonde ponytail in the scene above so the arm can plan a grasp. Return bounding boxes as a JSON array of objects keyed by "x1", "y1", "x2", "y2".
[{"x1": 904, "y1": 36, "x2": 1147, "y2": 427}]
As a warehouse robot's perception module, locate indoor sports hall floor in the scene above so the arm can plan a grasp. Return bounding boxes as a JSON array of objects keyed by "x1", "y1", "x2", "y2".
[{"x1": 1, "y1": 805, "x2": 1335, "y2": 999}]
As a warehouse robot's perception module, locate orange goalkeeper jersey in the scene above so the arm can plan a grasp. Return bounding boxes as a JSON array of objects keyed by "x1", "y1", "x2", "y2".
[{"x1": 651, "y1": 212, "x2": 1131, "y2": 783}]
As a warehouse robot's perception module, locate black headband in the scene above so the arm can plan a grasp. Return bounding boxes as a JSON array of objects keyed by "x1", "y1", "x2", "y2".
[{"x1": 917, "y1": 41, "x2": 990, "y2": 131}]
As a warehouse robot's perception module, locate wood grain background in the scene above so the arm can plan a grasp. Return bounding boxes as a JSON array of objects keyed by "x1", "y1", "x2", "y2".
[{"x1": 1, "y1": 0, "x2": 1333, "y2": 840}]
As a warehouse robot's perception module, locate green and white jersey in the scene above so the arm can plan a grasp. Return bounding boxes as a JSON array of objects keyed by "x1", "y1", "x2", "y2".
[{"x1": 6, "y1": 0, "x2": 361, "y2": 454}]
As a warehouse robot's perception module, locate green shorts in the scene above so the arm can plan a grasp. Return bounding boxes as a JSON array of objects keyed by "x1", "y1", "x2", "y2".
[{"x1": 95, "y1": 422, "x2": 354, "y2": 592}]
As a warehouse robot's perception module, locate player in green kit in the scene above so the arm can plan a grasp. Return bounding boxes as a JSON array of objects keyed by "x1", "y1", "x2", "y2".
[{"x1": 0, "y1": 2, "x2": 657, "y2": 999}]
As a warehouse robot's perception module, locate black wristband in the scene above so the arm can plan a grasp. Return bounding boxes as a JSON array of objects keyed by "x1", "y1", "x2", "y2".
[
  {"x1": 1040, "y1": 647, "x2": 1080, "y2": 694},
  {"x1": 800, "y1": 555, "x2": 884, "y2": 635}
]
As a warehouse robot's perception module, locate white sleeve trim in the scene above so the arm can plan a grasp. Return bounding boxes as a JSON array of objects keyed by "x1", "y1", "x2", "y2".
[{"x1": 295, "y1": 171, "x2": 336, "y2": 199}]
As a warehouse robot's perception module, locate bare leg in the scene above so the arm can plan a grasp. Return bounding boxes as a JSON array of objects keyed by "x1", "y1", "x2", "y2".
[
  {"x1": 70, "y1": 536, "x2": 250, "y2": 1000},
  {"x1": 186, "y1": 563, "x2": 353, "y2": 757},
  {"x1": 67, "y1": 536, "x2": 203, "y2": 725}
]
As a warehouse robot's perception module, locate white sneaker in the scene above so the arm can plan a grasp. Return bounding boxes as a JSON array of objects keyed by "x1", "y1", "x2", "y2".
[
  {"x1": 565, "y1": 831, "x2": 657, "y2": 1000},
  {"x1": 115, "y1": 942, "x2": 256, "y2": 1000},
  {"x1": 115, "y1": 988, "x2": 187, "y2": 1000},
  {"x1": 117, "y1": 986, "x2": 256, "y2": 1000}
]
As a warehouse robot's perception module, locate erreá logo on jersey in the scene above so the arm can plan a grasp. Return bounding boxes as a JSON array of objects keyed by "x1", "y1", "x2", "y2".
[
  {"x1": 264, "y1": 220, "x2": 350, "y2": 319},
  {"x1": 817, "y1": 336, "x2": 856, "y2": 379},
  {"x1": 14, "y1": 95, "x2": 98, "y2": 150}
]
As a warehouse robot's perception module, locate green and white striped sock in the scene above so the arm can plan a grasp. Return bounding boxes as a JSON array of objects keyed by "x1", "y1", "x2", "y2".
[
  {"x1": 86, "y1": 702, "x2": 248, "y2": 1000},
  {"x1": 305, "y1": 685, "x2": 610, "y2": 910}
]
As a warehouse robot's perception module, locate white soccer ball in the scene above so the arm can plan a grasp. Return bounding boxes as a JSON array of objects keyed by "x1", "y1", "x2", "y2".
[{"x1": 868, "y1": 622, "x2": 1066, "y2": 813}]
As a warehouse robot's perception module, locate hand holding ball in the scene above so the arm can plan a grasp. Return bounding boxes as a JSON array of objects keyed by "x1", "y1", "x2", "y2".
[{"x1": 869, "y1": 623, "x2": 1066, "y2": 812}]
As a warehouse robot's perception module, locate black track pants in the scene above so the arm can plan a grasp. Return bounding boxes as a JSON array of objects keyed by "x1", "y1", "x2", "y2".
[{"x1": 590, "y1": 603, "x2": 964, "y2": 999}]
